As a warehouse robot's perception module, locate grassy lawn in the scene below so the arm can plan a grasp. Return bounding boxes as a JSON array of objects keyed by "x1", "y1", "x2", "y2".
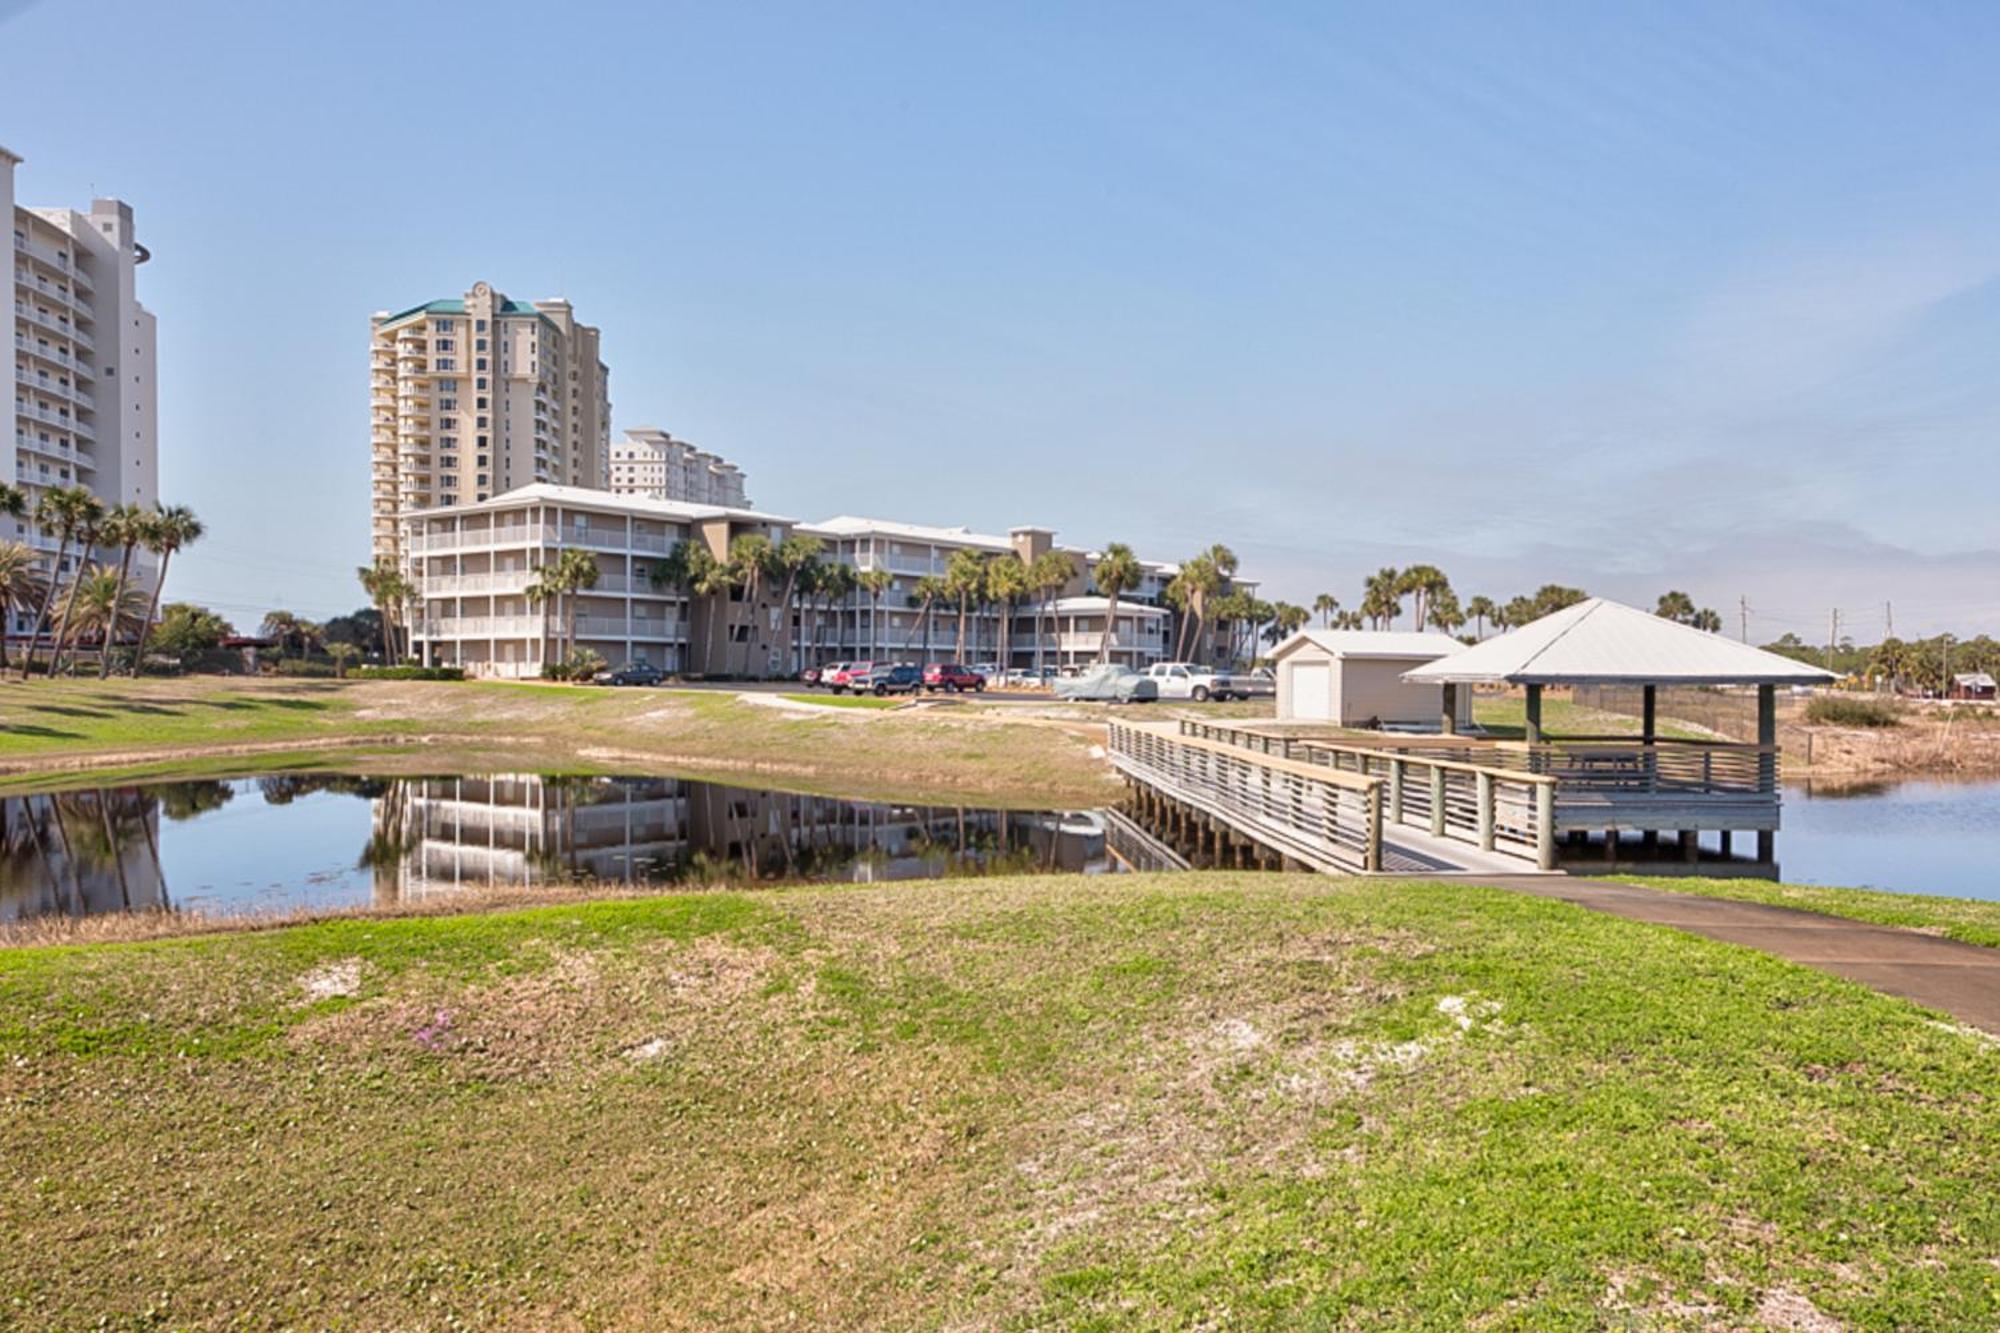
[
  {"x1": 5, "y1": 873, "x2": 1999, "y2": 1328},
  {"x1": 1625, "y1": 874, "x2": 2000, "y2": 951},
  {"x1": 777, "y1": 691, "x2": 901, "y2": 709},
  {"x1": 0, "y1": 678, "x2": 1115, "y2": 806},
  {"x1": 1474, "y1": 693, "x2": 1714, "y2": 741}
]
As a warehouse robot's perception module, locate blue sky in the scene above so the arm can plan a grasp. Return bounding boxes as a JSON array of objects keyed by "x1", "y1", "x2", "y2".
[{"x1": 5, "y1": 0, "x2": 1998, "y2": 640}]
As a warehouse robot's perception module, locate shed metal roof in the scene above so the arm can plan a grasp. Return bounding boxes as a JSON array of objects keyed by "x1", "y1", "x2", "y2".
[
  {"x1": 1401, "y1": 598, "x2": 1835, "y2": 686},
  {"x1": 1269, "y1": 629, "x2": 1467, "y2": 663}
]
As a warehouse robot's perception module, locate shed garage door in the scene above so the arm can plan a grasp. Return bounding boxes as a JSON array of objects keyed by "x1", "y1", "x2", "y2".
[{"x1": 1286, "y1": 661, "x2": 1334, "y2": 721}]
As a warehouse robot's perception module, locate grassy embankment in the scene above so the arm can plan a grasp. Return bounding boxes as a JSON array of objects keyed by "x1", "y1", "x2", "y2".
[
  {"x1": 1625, "y1": 875, "x2": 2000, "y2": 952},
  {"x1": 5, "y1": 872, "x2": 1999, "y2": 1328},
  {"x1": 0, "y1": 677, "x2": 1114, "y2": 806}
]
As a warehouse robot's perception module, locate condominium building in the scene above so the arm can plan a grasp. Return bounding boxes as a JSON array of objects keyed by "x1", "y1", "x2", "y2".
[
  {"x1": 609, "y1": 427, "x2": 749, "y2": 507},
  {"x1": 5, "y1": 145, "x2": 157, "y2": 620},
  {"x1": 404, "y1": 487, "x2": 1250, "y2": 678},
  {"x1": 369, "y1": 282, "x2": 609, "y2": 566}
]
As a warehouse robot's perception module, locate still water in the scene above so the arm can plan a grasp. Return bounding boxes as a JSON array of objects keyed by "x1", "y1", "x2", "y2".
[
  {"x1": 6, "y1": 771, "x2": 1995, "y2": 923},
  {"x1": 0, "y1": 773, "x2": 1123, "y2": 922},
  {"x1": 1778, "y1": 778, "x2": 2000, "y2": 901}
]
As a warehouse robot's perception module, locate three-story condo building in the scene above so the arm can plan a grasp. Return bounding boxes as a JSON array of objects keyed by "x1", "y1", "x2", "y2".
[
  {"x1": 4, "y1": 144, "x2": 157, "y2": 636},
  {"x1": 403, "y1": 487, "x2": 1250, "y2": 678},
  {"x1": 370, "y1": 282, "x2": 609, "y2": 566}
]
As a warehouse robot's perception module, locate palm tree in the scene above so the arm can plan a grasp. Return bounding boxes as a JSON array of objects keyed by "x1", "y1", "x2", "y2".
[
  {"x1": 260, "y1": 610, "x2": 301, "y2": 661},
  {"x1": 357, "y1": 560, "x2": 414, "y2": 665},
  {"x1": 527, "y1": 547, "x2": 600, "y2": 668},
  {"x1": 1691, "y1": 607, "x2": 1723, "y2": 633},
  {"x1": 68, "y1": 565, "x2": 151, "y2": 666},
  {"x1": 1091, "y1": 543, "x2": 1142, "y2": 665},
  {"x1": 124, "y1": 505, "x2": 202, "y2": 675},
  {"x1": 1655, "y1": 590, "x2": 1697, "y2": 624},
  {"x1": 687, "y1": 543, "x2": 737, "y2": 671},
  {"x1": 1361, "y1": 566, "x2": 1402, "y2": 630},
  {"x1": 725, "y1": 533, "x2": 774, "y2": 676},
  {"x1": 984, "y1": 555, "x2": 1030, "y2": 673},
  {"x1": 1427, "y1": 587, "x2": 1465, "y2": 634},
  {"x1": 1029, "y1": 550, "x2": 1075, "y2": 677},
  {"x1": 1266, "y1": 601, "x2": 1310, "y2": 646},
  {"x1": 90, "y1": 504, "x2": 150, "y2": 678},
  {"x1": 943, "y1": 548, "x2": 987, "y2": 663},
  {"x1": 1398, "y1": 565, "x2": 1452, "y2": 632},
  {"x1": 327, "y1": 642, "x2": 361, "y2": 678},
  {"x1": 768, "y1": 534, "x2": 824, "y2": 676},
  {"x1": 0, "y1": 542, "x2": 47, "y2": 673},
  {"x1": 1313, "y1": 592, "x2": 1341, "y2": 628},
  {"x1": 20, "y1": 486, "x2": 102, "y2": 679},
  {"x1": 1466, "y1": 595, "x2": 1496, "y2": 640},
  {"x1": 857, "y1": 567, "x2": 893, "y2": 661},
  {"x1": 905, "y1": 574, "x2": 947, "y2": 657},
  {"x1": 46, "y1": 496, "x2": 109, "y2": 676}
]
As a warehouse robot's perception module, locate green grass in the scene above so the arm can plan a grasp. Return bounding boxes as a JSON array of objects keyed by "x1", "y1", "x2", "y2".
[
  {"x1": 0, "y1": 677, "x2": 1117, "y2": 806},
  {"x1": 778, "y1": 691, "x2": 902, "y2": 709},
  {"x1": 1474, "y1": 693, "x2": 1713, "y2": 741},
  {"x1": 1625, "y1": 874, "x2": 2000, "y2": 951},
  {"x1": 5, "y1": 873, "x2": 1999, "y2": 1327},
  {"x1": 1805, "y1": 696, "x2": 1904, "y2": 728}
]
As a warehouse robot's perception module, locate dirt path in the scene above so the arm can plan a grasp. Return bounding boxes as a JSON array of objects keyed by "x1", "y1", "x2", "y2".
[{"x1": 1476, "y1": 875, "x2": 2000, "y2": 1035}]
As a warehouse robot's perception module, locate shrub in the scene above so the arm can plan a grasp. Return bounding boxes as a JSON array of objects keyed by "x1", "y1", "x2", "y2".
[
  {"x1": 350, "y1": 665, "x2": 466, "y2": 682},
  {"x1": 272, "y1": 658, "x2": 339, "y2": 678},
  {"x1": 1804, "y1": 695, "x2": 1901, "y2": 728}
]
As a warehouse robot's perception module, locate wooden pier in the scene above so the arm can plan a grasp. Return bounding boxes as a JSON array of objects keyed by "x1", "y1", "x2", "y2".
[{"x1": 1109, "y1": 718, "x2": 1783, "y2": 878}]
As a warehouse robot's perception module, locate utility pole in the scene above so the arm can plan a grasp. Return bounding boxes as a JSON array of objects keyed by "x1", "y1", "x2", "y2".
[
  {"x1": 1884, "y1": 601, "x2": 1893, "y2": 640},
  {"x1": 1739, "y1": 595, "x2": 1749, "y2": 644},
  {"x1": 1827, "y1": 608, "x2": 1839, "y2": 674}
]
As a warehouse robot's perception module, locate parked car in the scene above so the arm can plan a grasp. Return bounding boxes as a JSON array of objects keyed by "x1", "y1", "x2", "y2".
[
  {"x1": 1240, "y1": 667, "x2": 1276, "y2": 699},
  {"x1": 1142, "y1": 661, "x2": 1247, "y2": 701},
  {"x1": 823, "y1": 661, "x2": 869, "y2": 693},
  {"x1": 924, "y1": 662, "x2": 985, "y2": 693},
  {"x1": 601, "y1": 661, "x2": 665, "y2": 687},
  {"x1": 1054, "y1": 664, "x2": 1159, "y2": 703},
  {"x1": 853, "y1": 663, "x2": 923, "y2": 696},
  {"x1": 800, "y1": 663, "x2": 829, "y2": 686}
]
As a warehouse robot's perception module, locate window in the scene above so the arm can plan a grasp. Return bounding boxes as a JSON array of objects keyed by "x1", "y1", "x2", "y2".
[
  {"x1": 475, "y1": 358, "x2": 487, "y2": 371},
  {"x1": 476, "y1": 417, "x2": 488, "y2": 429},
  {"x1": 475, "y1": 319, "x2": 487, "y2": 332},
  {"x1": 476, "y1": 377, "x2": 487, "y2": 391},
  {"x1": 475, "y1": 338, "x2": 487, "y2": 351},
  {"x1": 434, "y1": 319, "x2": 454, "y2": 332},
  {"x1": 435, "y1": 357, "x2": 455, "y2": 371},
  {"x1": 476, "y1": 397, "x2": 487, "y2": 410},
  {"x1": 434, "y1": 338, "x2": 454, "y2": 352}
]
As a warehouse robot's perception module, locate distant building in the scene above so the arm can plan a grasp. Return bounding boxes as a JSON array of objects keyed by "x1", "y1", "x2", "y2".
[
  {"x1": 402, "y1": 486, "x2": 1253, "y2": 678},
  {"x1": 4, "y1": 144, "x2": 158, "y2": 634},
  {"x1": 608, "y1": 428, "x2": 749, "y2": 507},
  {"x1": 369, "y1": 282, "x2": 609, "y2": 566},
  {"x1": 1269, "y1": 630, "x2": 1471, "y2": 728},
  {"x1": 1950, "y1": 671, "x2": 1996, "y2": 701}
]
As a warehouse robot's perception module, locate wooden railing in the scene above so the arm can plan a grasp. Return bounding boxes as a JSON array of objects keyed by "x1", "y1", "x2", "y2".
[
  {"x1": 1176, "y1": 721, "x2": 1558, "y2": 868},
  {"x1": 1108, "y1": 722, "x2": 1382, "y2": 873}
]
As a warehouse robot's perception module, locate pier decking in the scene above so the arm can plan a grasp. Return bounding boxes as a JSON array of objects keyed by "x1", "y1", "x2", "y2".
[{"x1": 1109, "y1": 718, "x2": 1786, "y2": 877}]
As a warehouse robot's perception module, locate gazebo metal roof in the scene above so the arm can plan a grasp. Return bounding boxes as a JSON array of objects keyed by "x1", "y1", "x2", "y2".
[{"x1": 1401, "y1": 598, "x2": 1835, "y2": 687}]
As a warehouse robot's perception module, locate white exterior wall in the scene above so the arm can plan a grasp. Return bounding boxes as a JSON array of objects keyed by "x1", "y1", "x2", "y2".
[
  {"x1": 1277, "y1": 648, "x2": 1472, "y2": 727},
  {"x1": 609, "y1": 428, "x2": 749, "y2": 507},
  {"x1": 6, "y1": 146, "x2": 158, "y2": 636}
]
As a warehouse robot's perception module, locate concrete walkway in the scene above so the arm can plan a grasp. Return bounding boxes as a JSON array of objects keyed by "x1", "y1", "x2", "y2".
[{"x1": 1473, "y1": 876, "x2": 2000, "y2": 1036}]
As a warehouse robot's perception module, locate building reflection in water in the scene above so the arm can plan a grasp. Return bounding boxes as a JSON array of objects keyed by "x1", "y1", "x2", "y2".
[
  {"x1": 373, "y1": 775, "x2": 1112, "y2": 906},
  {"x1": 0, "y1": 773, "x2": 1113, "y2": 922}
]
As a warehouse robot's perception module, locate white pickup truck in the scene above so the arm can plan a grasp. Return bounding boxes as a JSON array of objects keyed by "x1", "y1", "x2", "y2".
[{"x1": 1143, "y1": 661, "x2": 1250, "y2": 702}]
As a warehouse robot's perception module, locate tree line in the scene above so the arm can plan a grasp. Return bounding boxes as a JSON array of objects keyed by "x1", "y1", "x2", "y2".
[{"x1": 0, "y1": 483, "x2": 204, "y2": 678}]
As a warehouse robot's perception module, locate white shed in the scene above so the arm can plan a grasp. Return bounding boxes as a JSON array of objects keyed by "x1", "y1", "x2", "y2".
[{"x1": 1269, "y1": 630, "x2": 1471, "y2": 728}]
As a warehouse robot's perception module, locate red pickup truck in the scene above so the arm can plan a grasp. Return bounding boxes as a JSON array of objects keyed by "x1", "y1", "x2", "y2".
[{"x1": 923, "y1": 662, "x2": 985, "y2": 693}]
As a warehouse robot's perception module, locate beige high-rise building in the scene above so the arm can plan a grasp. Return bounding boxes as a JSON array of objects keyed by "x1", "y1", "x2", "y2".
[
  {"x1": 608, "y1": 427, "x2": 749, "y2": 507},
  {"x1": 370, "y1": 281, "x2": 609, "y2": 565},
  {"x1": 5, "y1": 145, "x2": 158, "y2": 628}
]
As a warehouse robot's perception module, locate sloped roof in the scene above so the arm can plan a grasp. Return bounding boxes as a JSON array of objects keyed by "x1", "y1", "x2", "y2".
[
  {"x1": 406, "y1": 482, "x2": 795, "y2": 526},
  {"x1": 1270, "y1": 629, "x2": 1466, "y2": 663},
  {"x1": 1048, "y1": 596, "x2": 1168, "y2": 616},
  {"x1": 1401, "y1": 598, "x2": 1835, "y2": 686},
  {"x1": 802, "y1": 515, "x2": 1014, "y2": 550},
  {"x1": 1954, "y1": 672, "x2": 1997, "y2": 689}
]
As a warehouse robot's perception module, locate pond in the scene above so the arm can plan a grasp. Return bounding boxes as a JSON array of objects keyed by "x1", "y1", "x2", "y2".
[
  {"x1": 0, "y1": 772, "x2": 1127, "y2": 923},
  {"x1": 1777, "y1": 777, "x2": 2000, "y2": 901}
]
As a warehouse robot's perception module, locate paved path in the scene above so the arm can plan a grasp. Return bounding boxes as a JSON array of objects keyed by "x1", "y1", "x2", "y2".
[{"x1": 1473, "y1": 876, "x2": 2000, "y2": 1035}]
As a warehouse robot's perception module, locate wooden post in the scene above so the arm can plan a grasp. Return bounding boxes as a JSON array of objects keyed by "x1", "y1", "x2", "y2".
[
  {"x1": 1440, "y1": 682, "x2": 1459, "y2": 736},
  {"x1": 1757, "y1": 683, "x2": 1777, "y2": 865},
  {"x1": 1475, "y1": 771, "x2": 1495, "y2": 851},
  {"x1": 1388, "y1": 758, "x2": 1404, "y2": 825},
  {"x1": 1680, "y1": 830, "x2": 1699, "y2": 862},
  {"x1": 1642, "y1": 684, "x2": 1658, "y2": 793},
  {"x1": 1363, "y1": 783, "x2": 1382, "y2": 872},
  {"x1": 1429, "y1": 766, "x2": 1446, "y2": 838},
  {"x1": 1535, "y1": 783, "x2": 1555, "y2": 870},
  {"x1": 1524, "y1": 683, "x2": 1543, "y2": 746}
]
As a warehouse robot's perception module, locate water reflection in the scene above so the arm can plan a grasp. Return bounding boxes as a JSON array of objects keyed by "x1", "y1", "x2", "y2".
[{"x1": 0, "y1": 773, "x2": 1117, "y2": 922}]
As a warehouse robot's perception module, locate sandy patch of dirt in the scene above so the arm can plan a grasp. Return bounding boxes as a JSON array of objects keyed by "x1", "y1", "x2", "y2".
[{"x1": 296, "y1": 958, "x2": 363, "y2": 1003}]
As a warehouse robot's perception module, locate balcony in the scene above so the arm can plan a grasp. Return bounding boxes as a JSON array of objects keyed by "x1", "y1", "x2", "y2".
[{"x1": 12, "y1": 232, "x2": 70, "y2": 271}]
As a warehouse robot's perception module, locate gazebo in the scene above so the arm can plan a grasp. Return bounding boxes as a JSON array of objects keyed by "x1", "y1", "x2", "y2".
[{"x1": 1403, "y1": 598, "x2": 1833, "y2": 867}]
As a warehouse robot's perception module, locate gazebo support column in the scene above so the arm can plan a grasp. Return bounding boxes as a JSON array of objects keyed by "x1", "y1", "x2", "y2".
[
  {"x1": 1756, "y1": 683, "x2": 1776, "y2": 864},
  {"x1": 1440, "y1": 683, "x2": 1458, "y2": 736},
  {"x1": 1524, "y1": 684, "x2": 1542, "y2": 746}
]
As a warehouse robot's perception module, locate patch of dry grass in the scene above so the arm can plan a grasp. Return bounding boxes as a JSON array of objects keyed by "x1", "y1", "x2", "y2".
[{"x1": 5, "y1": 875, "x2": 2000, "y2": 1327}]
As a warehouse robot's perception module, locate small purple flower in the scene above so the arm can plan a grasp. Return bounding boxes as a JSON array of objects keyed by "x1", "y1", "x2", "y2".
[{"x1": 412, "y1": 1009, "x2": 454, "y2": 1049}]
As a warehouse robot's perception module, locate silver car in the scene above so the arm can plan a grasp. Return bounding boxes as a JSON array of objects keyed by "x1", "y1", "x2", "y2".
[{"x1": 1053, "y1": 664, "x2": 1159, "y2": 703}]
